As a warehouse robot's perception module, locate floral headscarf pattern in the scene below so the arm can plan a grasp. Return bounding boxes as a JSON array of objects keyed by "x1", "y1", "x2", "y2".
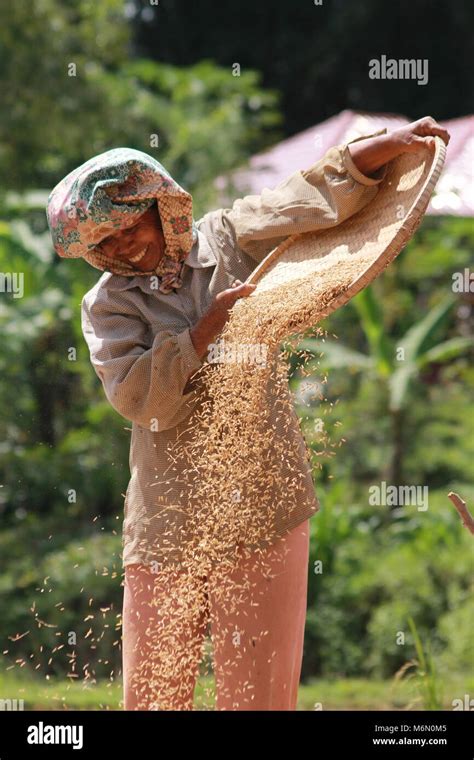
[{"x1": 46, "y1": 148, "x2": 198, "y2": 293}]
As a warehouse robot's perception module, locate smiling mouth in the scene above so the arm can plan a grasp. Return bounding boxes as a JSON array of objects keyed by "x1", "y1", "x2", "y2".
[{"x1": 128, "y1": 245, "x2": 149, "y2": 264}]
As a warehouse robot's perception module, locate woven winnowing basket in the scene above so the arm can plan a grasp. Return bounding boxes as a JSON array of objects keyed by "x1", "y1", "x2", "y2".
[{"x1": 246, "y1": 137, "x2": 446, "y2": 318}]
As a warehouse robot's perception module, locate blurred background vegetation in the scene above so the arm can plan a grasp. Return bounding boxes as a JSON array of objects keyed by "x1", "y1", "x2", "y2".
[{"x1": 0, "y1": 0, "x2": 472, "y2": 709}]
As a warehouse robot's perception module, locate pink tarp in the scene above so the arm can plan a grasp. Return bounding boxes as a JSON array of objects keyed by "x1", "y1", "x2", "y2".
[{"x1": 218, "y1": 110, "x2": 474, "y2": 217}]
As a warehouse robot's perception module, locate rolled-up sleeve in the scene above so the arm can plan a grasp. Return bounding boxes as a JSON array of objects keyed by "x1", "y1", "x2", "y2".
[
  {"x1": 81, "y1": 293, "x2": 203, "y2": 431},
  {"x1": 223, "y1": 130, "x2": 388, "y2": 262}
]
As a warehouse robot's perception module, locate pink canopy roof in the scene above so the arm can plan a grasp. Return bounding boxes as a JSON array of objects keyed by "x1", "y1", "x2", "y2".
[{"x1": 218, "y1": 110, "x2": 474, "y2": 217}]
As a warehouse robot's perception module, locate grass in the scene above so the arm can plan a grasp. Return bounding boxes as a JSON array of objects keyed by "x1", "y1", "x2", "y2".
[{"x1": 1, "y1": 671, "x2": 472, "y2": 711}]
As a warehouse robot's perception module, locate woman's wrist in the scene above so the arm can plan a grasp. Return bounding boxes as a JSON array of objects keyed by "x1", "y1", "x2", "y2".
[
  {"x1": 353, "y1": 118, "x2": 450, "y2": 167},
  {"x1": 190, "y1": 305, "x2": 227, "y2": 360},
  {"x1": 189, "y1": 280, "x2": 256, "y2": 360},
  {"x1": 347, "y1": 133, "x2": 403, "y2": 178}
]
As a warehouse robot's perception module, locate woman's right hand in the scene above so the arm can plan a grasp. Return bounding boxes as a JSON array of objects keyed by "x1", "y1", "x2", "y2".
[
  {"x1": 189, "y1": 279, "x2": 256, "y2": 361},
  {"x1": 213, "y1": 279, "x2": 256, "y2": 314}
]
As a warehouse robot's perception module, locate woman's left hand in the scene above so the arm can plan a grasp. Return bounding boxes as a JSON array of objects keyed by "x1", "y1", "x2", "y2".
[
  {"x1": 348, "y1": 116, "x2": 450, "y2": 177},
  {"x1": 393, "y1": 116, "x2": 450, "y2": 153}
]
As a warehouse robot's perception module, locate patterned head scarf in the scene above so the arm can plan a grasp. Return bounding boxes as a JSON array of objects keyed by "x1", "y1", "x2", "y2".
[{"x1": 46, "y1": 147, "x2": 198, "y2": 293}]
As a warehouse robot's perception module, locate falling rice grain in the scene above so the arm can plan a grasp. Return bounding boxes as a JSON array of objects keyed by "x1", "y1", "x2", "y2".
[{"x1": 129, "y1": 258, "x2": 371, "y2": 709}]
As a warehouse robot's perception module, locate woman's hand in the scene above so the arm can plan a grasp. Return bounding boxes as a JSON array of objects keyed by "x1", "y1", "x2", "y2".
[
  {"x1": 392, "y1": 116, "x2": 450, "y2": 153},
  {"x1": 348, "y1": 116, "x2": 450, "y2": 177},
  {"x1": 189, "y1": 280, "x2": 256, "y2": 361}
]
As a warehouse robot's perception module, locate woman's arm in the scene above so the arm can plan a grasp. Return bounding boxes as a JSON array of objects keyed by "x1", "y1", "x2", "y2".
[
  {"x1": 221, "y1": 130, "x2": 388, "y2": 264},
  {"x1": 82, "y1": 280, "x2": 256, "y2": 421},
  {"x1": 81, "y1": 290, "x2": 205, "y2": 431},
  {"x1": 215, "y1": 118, "x2": 449, "y2": 266},
  {"x1": 188, "y1": 118, "x2": 451, "y2": 366},
  {"x1": 348, "y1": 116, "x2": 450, "y2": 177}
]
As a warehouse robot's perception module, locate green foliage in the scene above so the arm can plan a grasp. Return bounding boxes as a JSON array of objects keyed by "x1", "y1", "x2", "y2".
[
  {"x1": 303, "y1": 486, "x2": 473, "y2": 682},
  {"x1": 395, "y1": 617, "x2": 444, "y2": 710},
  {"x1": 438, "y1": 597, "x2": 474, "y2": 674},
  {"x1": 301, "y1": 291, "x2": 471, "y2": 414},
  {"x1": 0, "y1": 520, "x2": 123, "y2": 680},
  {"x1": 101, "y1": 58, "x2": 281, "y2": 214},
  {"x1": 0, "y1": 0, "x2": 129, "y2": 188},
  {"x1": 0, "y1": 3, "x2": 472, "y2": 693},
  {"x1": 295, "y1": 219, "x2": 474, "y2": 484},
  {"x1": 0, "y1": 1, "x2": 280, "y2": 207},
  {"x1": 297, "y1": 219, "x2": 473, "y2": 684}
]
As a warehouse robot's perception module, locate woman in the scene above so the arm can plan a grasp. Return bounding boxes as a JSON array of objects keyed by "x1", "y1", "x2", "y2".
[{"x1": 46, "y1": 117, "x2": 449, "y2": 710}]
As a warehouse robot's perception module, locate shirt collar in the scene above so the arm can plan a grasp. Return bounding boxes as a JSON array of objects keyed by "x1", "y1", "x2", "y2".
[{"x1": 100, "y1": 228, "x2": 217, "y2": 292}]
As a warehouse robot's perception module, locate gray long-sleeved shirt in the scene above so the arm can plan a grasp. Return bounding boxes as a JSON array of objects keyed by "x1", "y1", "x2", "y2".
[{"x1": 81, "y1": 131, "x2": 386, "y2": 567}]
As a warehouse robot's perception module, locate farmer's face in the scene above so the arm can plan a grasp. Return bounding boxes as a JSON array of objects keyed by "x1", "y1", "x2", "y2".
[{"x1": 100, "y1": 205, "x2": 165, "y2": 271}]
